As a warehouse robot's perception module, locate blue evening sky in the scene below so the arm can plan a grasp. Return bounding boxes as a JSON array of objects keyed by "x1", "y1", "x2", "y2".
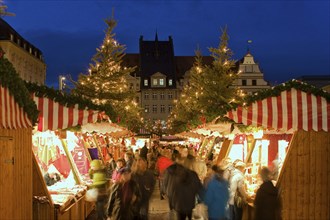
[{"x1": 3, "y1": 0, "x2": 330, "y2": 88}]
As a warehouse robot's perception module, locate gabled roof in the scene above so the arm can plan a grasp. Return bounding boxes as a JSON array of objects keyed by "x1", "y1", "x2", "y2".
[{"x1": 226, "y1": 79, "x2": 330, "y2": 132}]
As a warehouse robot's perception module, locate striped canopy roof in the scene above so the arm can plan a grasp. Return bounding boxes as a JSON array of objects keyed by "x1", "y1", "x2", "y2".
[
  {"x1": 227, "y1": 88, "x2": 330, "y2": 132},
  {"x1": 32, "y1": 94, "x2": 100, "y2": 132},
  {"x1": 0, "y1": 86, "x2": 32, "y2": 129}
]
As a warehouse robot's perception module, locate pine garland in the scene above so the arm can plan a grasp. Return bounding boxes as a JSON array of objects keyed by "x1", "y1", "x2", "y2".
[
  {"x1": 0, "y1": 49, "x2": 39, "y2": 125},
  {"x1": 25, "y1": 81, "x2": 116, "y2": 119},
  {"x1": 244, "y1": 79, "x2": 330, "y2": 104}
]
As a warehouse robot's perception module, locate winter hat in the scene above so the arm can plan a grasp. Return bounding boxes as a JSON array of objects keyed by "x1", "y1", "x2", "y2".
[
  {"x1": 90, "y1": 159, "x2": 103, "y2": 171},
  {"x1": 92, "y1": 172, "x2": 107, "y2": 186}
]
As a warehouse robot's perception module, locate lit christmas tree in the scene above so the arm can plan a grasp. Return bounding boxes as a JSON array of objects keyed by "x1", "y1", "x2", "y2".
[
  {"x1": 169, "y1": 27, "x2": 243, "y2": 133},
  {"x1": 74, "y1": 17, "x2": 142, "y2": 131}
]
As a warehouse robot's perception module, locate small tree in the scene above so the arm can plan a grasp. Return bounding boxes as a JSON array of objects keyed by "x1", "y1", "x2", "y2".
[
  {"x1": 169, "y1": 27, "x2": 243, "y2": 133},
  {"x1": 74, "y1": 17, "x2": 142, "y2": 131}
]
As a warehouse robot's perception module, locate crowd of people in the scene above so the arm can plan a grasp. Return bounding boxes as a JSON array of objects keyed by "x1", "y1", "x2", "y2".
[{"x1": 87, "y1": 140, "x2": 281, "y2": 220}]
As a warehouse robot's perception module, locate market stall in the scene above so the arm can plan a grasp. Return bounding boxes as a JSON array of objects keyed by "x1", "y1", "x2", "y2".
[
  {"x1": 81, "y1": 122, "x2": 134, "y2": 160},
  {"x1": 226, "y1": 80, "x2": 330, "y2": 220},
  {"x1": 31, "y1": 92, "x2": 101, "y2": 220},
  {"x1": 0, "y1": 84, "x2": 36, "y2": 219}
]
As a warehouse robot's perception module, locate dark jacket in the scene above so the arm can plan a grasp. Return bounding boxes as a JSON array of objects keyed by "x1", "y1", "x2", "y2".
[
  {"x1": 105, "y1": 160, "x2": 116, "y2": 179},
  {"x1": 132, "y1": 169, "x2": 156, "y2": 216},
  {"x1": 163, "y1": 163, "x2": 203, "y2": 212},
  {"x1": 254, "y1": 181, "x2": 281, "y2": 220},
  {"x1": 107, "y1": 180, "x2": 141, "y2": 220},
  {"x1": 139, "y1": 145, "x2": 148, "y2": 160}
]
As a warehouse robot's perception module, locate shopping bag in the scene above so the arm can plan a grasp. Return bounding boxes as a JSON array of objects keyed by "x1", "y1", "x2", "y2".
[
  {"x1": 85, "y1": 188, "x2": 98, "y2": 202},
  {"x1": 192, "y1": 203, "x2": 208, "y2": 220}
]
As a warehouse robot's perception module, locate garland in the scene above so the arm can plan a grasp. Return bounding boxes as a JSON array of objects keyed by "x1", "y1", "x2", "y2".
[
  {"x1": 25, "y1": 82, "x2": 116, "y2": 120},
  {"x1": 244, "y1": 79, "x2": 330, "y2": 104},
  {"x1": 213, "y1": 79, "x2": 330, "y2": 133},
  {"x1": 0, "y1": 51, "x2": 39, "y2": 125}
]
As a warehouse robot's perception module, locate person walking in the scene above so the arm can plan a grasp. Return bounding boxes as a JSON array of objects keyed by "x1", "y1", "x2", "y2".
[
  {"x1": 229, "y1": 161, "x2": 249, "y2": 220},
  {"x1": 155, "y1": 148, "x2": 173, "y2": 200},
  {"x1": 204, "y1": 165, "x2": 229, "y2": 220},
  {"x1": 132, "y1": 157, "x2": 156, "y2": 220},
  {"x1": 89, "y1": 159, "x2": 108, "y2": 220},
  {"x1": 163, "y1": 152, "x2": 203, "y2": 220},
  {"x1": 106, "y1": 167, "x2": 141, "y2": 220},
  {"x1": 254, "y1": 167, "x2": 282, "y2": 220}
]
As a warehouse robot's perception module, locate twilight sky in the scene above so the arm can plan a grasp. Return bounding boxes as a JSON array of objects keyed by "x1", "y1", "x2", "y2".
[{"x1": 3, "y1": 0, "x2": 330, "y2": 88}]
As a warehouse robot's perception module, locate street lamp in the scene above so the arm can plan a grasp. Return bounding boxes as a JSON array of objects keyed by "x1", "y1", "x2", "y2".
[{"x1": 59, "y1": 75, "x2": 66, "y2": 91}]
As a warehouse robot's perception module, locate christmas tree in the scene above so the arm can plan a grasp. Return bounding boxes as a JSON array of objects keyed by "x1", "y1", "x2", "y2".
[
  {"x1": 168, "y1": 27, "x2": 243, "y2": 133},
  {"x1": 73, "y1": 17, "x2": 142, "y2": 131}
]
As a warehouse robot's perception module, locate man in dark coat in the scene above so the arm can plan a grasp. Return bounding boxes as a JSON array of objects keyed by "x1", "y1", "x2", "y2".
[
  {"x1": 163, "y1": 152, "x2": 203, "y2": 220},
  {"x1": 139, "y1": 142, "x2": 149, "y2": 160},
  {"x1": 254, "y1": 167, "x2": 282, "y2": 220}
]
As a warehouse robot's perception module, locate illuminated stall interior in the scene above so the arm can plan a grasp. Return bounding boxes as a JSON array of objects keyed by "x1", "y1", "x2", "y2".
[{"x1": 32, "y1": 130, "x2": 87, "y2": 207}]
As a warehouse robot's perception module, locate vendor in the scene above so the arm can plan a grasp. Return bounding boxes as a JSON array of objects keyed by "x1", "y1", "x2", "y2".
[{"x1": 44, "y1": 164, "x2": 61, "y2": 186}]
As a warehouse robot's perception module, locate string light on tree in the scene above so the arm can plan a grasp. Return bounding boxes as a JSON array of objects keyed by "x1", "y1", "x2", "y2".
[{"x1": 73, "y1": 15, "x2": 142, "y2": 131}]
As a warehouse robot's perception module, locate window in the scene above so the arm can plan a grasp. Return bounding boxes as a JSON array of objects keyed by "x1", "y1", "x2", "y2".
[
  {"x1": 160, "y1": 92, "x2": 165, "y2": 100},
  {"x1": 144, "y1": 79, "x2": 148, "y2": 86},
  {"x1": 252, "y1": 80, "x2": 257, "y2": 86},
  {"x1": 242, "y1": 80, "x2": 247, "y2": 86},
  {"x1": 168, "y1": 92, "x2": 173, "y2": 99},
  {"x1": 144, "y1": 105, "x2": 149, "y2": 113},
  {"x1": 135, "y1": 97, "x2": 139, "y2": 103},
  {"x1": 160, "y1": 105, "x2": 165, "y2": 113},
  {"x1": 168, "y1": 105, "x2": 172, "y2": 113},
  {"x1": 136, "y1": 83, "x2": 140, "y2": 88},
  {"x1": 152, "y1": 105, "x2": 157, "y2": 113},
  {"x1": 169, "y1": 79, "x2": 173, "y2": 86},
  {"x1": 130, "y1": 83, "x2": 134, "y2": 90},
  {"x1": 152, "y1": 92, "x2": 157, "y2": 100},
  {"x1": 144, "y1": 92, "x2": 149, "y2": 100},
  {"x1": 159, "y1": 78, "x2": 164, "y2": 86},
  {"x1": 153, "y1": 78, "x2": 158, "y2": 85}
]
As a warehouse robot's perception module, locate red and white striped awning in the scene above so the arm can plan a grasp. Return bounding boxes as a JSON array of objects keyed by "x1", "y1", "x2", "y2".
[
  {"x1": 0, "y1": 86, "x2": 32, "y2": 129},
  {"x1": 33, "y1": 94, "x2": 99, "y2": 132},
  {"x1": 227, "y1": 88, "x2": 330, "y2": 132}
]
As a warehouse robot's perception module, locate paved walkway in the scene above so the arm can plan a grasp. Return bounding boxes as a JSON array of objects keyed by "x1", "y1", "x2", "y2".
[
  {"x1": 86, "y1": 180, "x2": 171, "y2": 220},
  {"x1": 148, "y1": 181, "x2": 170, "y2": 220}
]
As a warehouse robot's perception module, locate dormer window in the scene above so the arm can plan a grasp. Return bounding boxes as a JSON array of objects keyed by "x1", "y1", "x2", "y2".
[
  {"x1": 151, "y1": 72, "x2": 166, "y2": 88},
  {"x1": 144, "y1": 79, "x2": 148, "y2": 86},
  {"x1": 169, "y1": 79, "x2": 173, "y2": 86}
]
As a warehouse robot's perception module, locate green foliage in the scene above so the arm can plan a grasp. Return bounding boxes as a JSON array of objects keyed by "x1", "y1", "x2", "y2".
[
  {"x1": 25, "y1": 82, "x2": 115, "y2": 118},
  {"x1": 221, "y1": 79, "x2": 330, "y2": 133},
  {"x1": 244, "y1": 79, "x2": 330, "y2": 104},
  {"x1": 72, "y1": 17, "x2": 143, "y2": 131},
  {"x1": 0, "y1": 50, "x2": 39, "y2": 125},
  {"x1": 169, "y1": 27, "x2": 242, "y2": 133}
]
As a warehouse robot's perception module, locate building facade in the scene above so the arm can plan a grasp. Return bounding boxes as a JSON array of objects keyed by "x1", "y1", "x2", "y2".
[
  {"x1": 123, "y1": 35, "x2": 271, "y2": 123},
  {"x1": 0, "y1": 18, "x2": 46, "y2": 84},
  {"x1": 232, "y1": 50, "x2": 270, "y2": 94}
]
